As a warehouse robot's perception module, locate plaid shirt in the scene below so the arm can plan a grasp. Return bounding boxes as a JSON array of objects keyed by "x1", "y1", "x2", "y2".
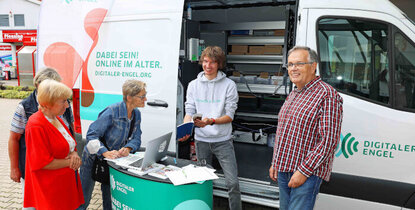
[{"x1": 272, "y1": 77, "x2": 343, "y2": 181}]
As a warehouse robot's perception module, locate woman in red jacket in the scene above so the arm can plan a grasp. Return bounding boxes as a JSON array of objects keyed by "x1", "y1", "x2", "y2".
[{"x1": 24, "y1": 79, "x2": 84, "y2": 210}]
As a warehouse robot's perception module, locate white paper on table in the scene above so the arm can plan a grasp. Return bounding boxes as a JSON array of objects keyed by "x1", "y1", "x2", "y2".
[
  {"x1": 148, "y1": 165, "x2": 181, "y2": 179},
  {"x1": 105, "y1": 152, "x2": 145, "y2": 168},
  {"x1": 127, "y1": 163, "x2": 165, "y2": 176},
  {"x1": 165, "y1": 164, "x2": 219, "y2": 186}
]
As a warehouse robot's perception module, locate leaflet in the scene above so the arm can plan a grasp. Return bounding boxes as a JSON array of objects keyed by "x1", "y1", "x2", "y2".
[
  {"x1": 165, "y1": 164, "x2": 218, "y2": 186},
  {"x1": 127, "y1": 163, "x2": 165, "y2": 176},
  {"x1": 148, "y1": 165, "x2": 181, "y2": 179},
  {"x1": 105, "y1": 152, "x2": 145, "y2": 168}
]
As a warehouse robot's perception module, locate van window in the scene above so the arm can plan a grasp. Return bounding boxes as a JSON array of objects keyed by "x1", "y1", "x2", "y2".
[
  {"x1": 394, "y1": 32, "x2": 415, "y2": 110},
  {"x1": 318, "y1": 18, "x2": 389, "y2": 104}
]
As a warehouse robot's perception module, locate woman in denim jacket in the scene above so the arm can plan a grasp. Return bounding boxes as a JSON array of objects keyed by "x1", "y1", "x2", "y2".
[{"x1": 78, "y1": 80, "x2": 147, "y2": 210}]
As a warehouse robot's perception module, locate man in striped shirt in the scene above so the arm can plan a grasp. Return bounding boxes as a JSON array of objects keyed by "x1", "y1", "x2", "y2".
[
  {"x1": 269, "y1": 46, "x2": 343, "y2": 210},
  {"x1": 8, "y1": 67, "x2": 74, "y2": 210}
]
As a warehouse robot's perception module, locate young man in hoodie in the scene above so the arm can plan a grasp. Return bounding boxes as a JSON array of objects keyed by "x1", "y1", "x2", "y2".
[{"x1": 180, "y1": 46, "x2": 241, "y2": 210}]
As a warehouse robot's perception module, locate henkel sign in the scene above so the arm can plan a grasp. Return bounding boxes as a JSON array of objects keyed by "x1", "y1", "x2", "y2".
[
  {"x1": 2, "y1": 30, "x2": 37, "y2": 43},
  {"x1": 0, "y1": 45, "x2": 12, "y2": 51},
  {"x1": 23, "y1": 36, "x2": 37, "y2": 46}
]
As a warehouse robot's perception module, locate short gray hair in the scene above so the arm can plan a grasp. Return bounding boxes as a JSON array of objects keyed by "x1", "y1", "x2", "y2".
[
  {"x1": 34, "y1": 67, "x2": 62, "y2": 87},
  {"x1": 122, "y1": 80, "x2": 146, "y2": 102},
  {"x1": 288, "y1": 46, "x2": 319, "y2": 63}
]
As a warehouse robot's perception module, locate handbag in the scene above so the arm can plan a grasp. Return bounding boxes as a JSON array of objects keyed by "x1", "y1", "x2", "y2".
[
  {"x1": 91, "y1": 153, "x2": 110, "y2": 184},
  {"x1": 91, "y1": 113, "x2": 136, "y2": 184}
]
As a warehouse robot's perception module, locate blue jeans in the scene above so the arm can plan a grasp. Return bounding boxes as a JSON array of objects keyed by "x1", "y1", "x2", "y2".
[
  {"x1": 195, "y1": 140, "x2": 242, "y2": 210},
  {"x1": 77, "y1": 150, "x2": 112, "y2": 210},
  {"x1": 278, "y1": 172, "x2": 322, "y2": 210}
]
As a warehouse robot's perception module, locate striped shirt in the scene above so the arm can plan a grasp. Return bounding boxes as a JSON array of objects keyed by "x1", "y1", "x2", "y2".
[
  {"x1": 272, "y1": 77, "x2": 343, "y2": 181},
  {"x1": 11, "y1": 103, "x2": 74, "y2": 134},
  {"x1": 11, "y1": 104, "x2": 27, "y2": 134}
]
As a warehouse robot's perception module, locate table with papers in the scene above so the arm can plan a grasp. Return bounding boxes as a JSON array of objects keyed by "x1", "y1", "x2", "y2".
[{"x1": 107, "y1": 155, "x2": 214, "y2": 210}]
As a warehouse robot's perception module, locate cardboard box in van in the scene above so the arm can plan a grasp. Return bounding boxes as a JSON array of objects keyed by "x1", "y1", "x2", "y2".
[
  {"x1": 264, "y1": 45, "x2": 282, "y2": 55},
  {"x1": 274, "y1": 29, "x2": 285, "y2": 36},
  {"x1": 248, "y1": 46, "x2": 265, "y2": 55},
  {"x1": 231, "y1": 45, "x2": 248, "y2": 53}
]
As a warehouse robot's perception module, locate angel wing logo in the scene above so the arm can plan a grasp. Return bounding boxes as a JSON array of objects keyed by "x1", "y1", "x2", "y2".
[{"x1": 43, "y1": 8, "x2": 108, "y2": 107}]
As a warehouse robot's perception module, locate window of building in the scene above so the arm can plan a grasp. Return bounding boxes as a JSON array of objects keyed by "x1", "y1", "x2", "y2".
[
  {"x1": 318, "y1": 18, "x2": 389, "y2": 105},
  {"x1": 394, "y1": 32, "x2": 415, "y2": 110},
  {"x1": 0, "y1": 15, "x2": 10, "y2": 27},
  {"x1": 14, "y1": 14, "x2": 24, "y2": 27}
]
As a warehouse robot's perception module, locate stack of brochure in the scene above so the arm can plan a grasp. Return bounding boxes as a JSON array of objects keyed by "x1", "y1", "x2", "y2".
[
  {"x1": 165, "y1": 164, "x2": 219, "y2": 186},
  {"x1": 105, "y1": 152, "x2": 144, "y2": 167},
  {"x1": 148, "y1": 165, "x2": 181, "y2": 179},
  {"x1": 105, "y1": 152, "x2": 164, "y2": 176},
  {"x1": 128, "y1": 163, "x2": 165, "y2": 176}
]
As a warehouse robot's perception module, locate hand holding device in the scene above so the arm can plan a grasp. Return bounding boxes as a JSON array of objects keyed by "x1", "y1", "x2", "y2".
[{"x1": 192, "y1": 113, "x2": 202, "y2": 121}]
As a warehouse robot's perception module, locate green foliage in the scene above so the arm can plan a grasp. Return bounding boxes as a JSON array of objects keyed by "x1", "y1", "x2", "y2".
[
  {"x1": 0, "y1": 85, "x2": 34, "y2": 99},
  {"x1": 0, "y1": 85, "x2": 35, "y2": 91}
]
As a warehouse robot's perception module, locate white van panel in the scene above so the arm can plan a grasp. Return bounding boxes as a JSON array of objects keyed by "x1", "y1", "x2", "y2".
[
  {"x1": 334, "y1": 94, "x2": 415, "y2": 183},
  {"x1": 300, "y1": 0, "x2": 405, "y2": 21},
  {"x1": 315, "y1": 193, "x2": 401, "y2": 210},
  {"x1": 80, "y1": 0, "x2": 184, "y2": 152}
]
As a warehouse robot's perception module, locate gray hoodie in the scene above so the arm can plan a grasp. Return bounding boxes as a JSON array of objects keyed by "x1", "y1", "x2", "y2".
[{"x1": 185, "y1": 71, "x2": 238, "y2": 142}]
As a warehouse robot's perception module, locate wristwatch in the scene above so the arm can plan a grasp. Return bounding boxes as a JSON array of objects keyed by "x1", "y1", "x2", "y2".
[{"x1": 211, "y1": 118, "x2": 216, "y2": 125}]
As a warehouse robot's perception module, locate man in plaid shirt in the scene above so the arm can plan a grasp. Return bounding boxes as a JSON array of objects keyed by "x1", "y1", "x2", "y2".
[{"x1": 269, "y1": 46, "x2": 343, "y2": 210}]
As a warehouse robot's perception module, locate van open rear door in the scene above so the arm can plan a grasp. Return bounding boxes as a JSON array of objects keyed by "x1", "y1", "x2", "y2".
[
  {"x1": 82, "y1": 0, "x2": 184, "y2": 151},
  {"x1": 38, "y1": 0, "x2": 184, "y2": 151}
]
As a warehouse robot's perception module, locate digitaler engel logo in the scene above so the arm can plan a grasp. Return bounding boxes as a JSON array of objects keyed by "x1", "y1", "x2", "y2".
[
  {"x1": 335, "y1": 133, "x2": 359, "y2": 158},
  {"x1": 110, "y1": 174, "x2": 115, "y2": 190}
]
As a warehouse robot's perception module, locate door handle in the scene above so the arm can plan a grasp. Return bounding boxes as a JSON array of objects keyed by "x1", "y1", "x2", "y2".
[{"x1": 147, "y1": 99, "x2": 168, "y2": 108}]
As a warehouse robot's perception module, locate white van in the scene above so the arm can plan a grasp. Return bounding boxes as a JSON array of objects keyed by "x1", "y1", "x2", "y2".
[{"x1": 38, "y1": 0, "x2": 415, "y2": 209}]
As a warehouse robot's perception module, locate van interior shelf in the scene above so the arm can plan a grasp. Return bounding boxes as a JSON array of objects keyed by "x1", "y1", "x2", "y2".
[
  {"x1": 201, "y1": 21, "x2": 285, "y2": 31},
  {"x1": 236, "y1": 83, "x2": 286, "y2": 95},
  {"x1": 227, "y1": 55, "x2": 283, "y2": 64},
  {"x1": 235, "y1": 112, "x2": 278, "y2": 119},
  {"x1": 228, "y1": 36, "x2": 284, "y2": 45}
]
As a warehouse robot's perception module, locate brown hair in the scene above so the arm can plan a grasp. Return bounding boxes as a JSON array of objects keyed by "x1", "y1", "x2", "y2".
[{"x1": 198, "y1": 46, "x2": 226, "y2": 70}]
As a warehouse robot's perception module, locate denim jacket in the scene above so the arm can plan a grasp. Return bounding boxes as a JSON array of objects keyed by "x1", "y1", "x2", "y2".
[{"x1": 86, "y1": 101, "x2": 142, "y2": 156}]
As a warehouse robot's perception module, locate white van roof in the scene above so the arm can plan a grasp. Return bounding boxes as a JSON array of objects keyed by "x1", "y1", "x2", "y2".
[{"x1": 300, "y1": 0, "x2": 407, "y2": 20}]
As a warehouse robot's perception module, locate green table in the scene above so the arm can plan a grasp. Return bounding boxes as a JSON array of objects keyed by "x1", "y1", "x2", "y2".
[{"x1": 108, "y1": 157, "x2": 213, "y2": 210}]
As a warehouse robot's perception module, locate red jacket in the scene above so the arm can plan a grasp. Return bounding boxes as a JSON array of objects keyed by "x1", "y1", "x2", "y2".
[{"x1": 24, "y1": 111, "x2": 84, "y2": 210}]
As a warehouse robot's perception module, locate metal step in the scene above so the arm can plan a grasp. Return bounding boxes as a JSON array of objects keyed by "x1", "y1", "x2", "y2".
[{"x1": 213, "y1": 176, "x2": 280, "y2": 208}]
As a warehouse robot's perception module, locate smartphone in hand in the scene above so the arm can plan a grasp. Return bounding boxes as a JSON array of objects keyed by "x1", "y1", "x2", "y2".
[{"x1": 192, "y1": 113, "x2": 202, "y2": 121}]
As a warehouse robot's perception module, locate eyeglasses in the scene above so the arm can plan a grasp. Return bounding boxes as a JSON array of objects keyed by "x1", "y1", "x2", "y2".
[
  {"x1": 134, "y1": 94, "x2": 147, "y2": 99},
  {"x1": 287, "y1": 62, "x2": 314, "y2": 69}
]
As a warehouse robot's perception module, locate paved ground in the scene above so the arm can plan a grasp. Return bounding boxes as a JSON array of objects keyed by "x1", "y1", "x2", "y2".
[{"x1": 0, "y1": 79, "x2": 103, "y2": 209}]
